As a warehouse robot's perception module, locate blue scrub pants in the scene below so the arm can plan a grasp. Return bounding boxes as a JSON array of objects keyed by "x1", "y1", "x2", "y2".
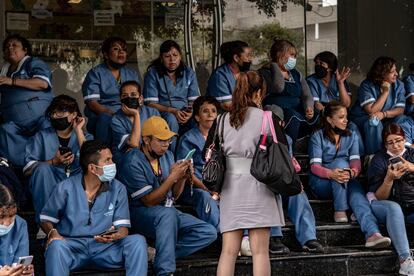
[
  {"x1": 29, "y1": 163, "x2": 79, "y2": 222},
  {"x1": 45, "y1": 235, "x2": 147, "y2": 276},
  {"x1": 309, "y1": 174, "x2": 349, "y2": 211},
  {"x1": 269, "y1": 192, "x2": 316, "y2": 246},
  {"x1": 0, "y1": 116, "x2": 50, "y2": 166},
  {"x1": 347, "y1": 181, "x2": 380, "y2": 239},
  {"x1": 130, "y1": 205, "x2": 217, "y2": 276},
  {"x1": 176, "y1": 186, "x2": 220, "y2": 231},
  {"x1": 352, "y1": 115, "x2": 407, "y2": 155},
  {"x1": 86, "y1": 113, "x2": 113, "y2": 144},
  {"x1": 370, "y1": 200, "x2": 411, "y2": 260},
  {"x1": 284, "y1": 108, "x2": 319, "y2": 146}
]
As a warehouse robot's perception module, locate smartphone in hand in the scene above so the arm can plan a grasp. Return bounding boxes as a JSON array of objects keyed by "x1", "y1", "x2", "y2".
[
  {"x1": 59, "y1": 146, "x2": 72, "y2": 155},
  {"x1": 17, "y1": 256, "x2": 33, "y2": 267},
  {"x1": 98, "y1": 229, "x2": 118, "y2": 236}
]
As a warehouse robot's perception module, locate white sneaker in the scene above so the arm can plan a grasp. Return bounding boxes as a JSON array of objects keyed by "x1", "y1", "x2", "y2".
[
  {"x1": 400, "y1": 256, "x2": 414, "y2": 276},
  {"x1": 240, "y1": 236, "x2": 252, "y2": 256}
]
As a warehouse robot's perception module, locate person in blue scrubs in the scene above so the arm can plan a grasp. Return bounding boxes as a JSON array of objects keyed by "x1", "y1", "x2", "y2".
[
  {"x1": 40, "y1": 140, "x2": 147, "y2": 276},
  {"x1": 307, "y1": 51, "x2": 364, "y2": 154},
  {"x1": 0, "y1": 34, "x2": 53, "y2": 167},
  {"x1": 176, "y1": 96, "x2": 220, "y2": 230},
  {"x1": 259, "y1": 39, "x2": 317, "y2": 146},
  {"x1": 0, "y1": 184, "x2": 34, "y2": 275},
  {"x1": 350, "y1": 56, "x2": 408, "y2": 155},
  {"x1": 206, "y1": 41, "x2": 253, "y2": 111},
  {"x1": 117, "y1": 116, "x2": 217, "y2": 276},
  {"x1": 261, "y1": 105, "x2": 323, "y2": 254},
  {"x1": 143, "y1": 40, "x2": 200, "y2": 151},
  {"x1": 24, "y1": 95, "x2": 92, "y2": 221},
  {"x1": 367, "y1": 123, "x2": 414, "y2": 275},
  {"x1": 111, "y1": 80, "x2": 159, "y2": 163},
  {"x1": 82, "y1": 36, "x2": 141, "y2": 143},
  {"x1": 308, "y1": 101, "x2": 392, "y2": 248}
]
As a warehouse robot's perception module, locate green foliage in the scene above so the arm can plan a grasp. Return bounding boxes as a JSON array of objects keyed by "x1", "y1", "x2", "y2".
[{"x1": 245, "y1": 0, "x2": 304, "y2": 17}]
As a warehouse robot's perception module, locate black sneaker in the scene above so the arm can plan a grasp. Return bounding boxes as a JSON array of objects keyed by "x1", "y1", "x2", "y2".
[
  {"x1": 302, "y1": 240, "x2": 324, "y2": 253},
  {"x1": 269, "y1": 237, "x2": 290, "y2": 255}
]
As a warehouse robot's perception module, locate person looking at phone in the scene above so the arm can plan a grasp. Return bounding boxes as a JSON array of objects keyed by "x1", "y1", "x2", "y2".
[
  {"x1": 143, "y1": 40, "x2": 200, "y2": 152},
  {"x1": 111, "y1": 80, "x2": 159, "y2": 163},
  {"x1": 367, "y1": 123, "x2": 414, "y2": 275},
  {"x1": 349, "y1": 56, "x2": 409, "y2": 156},
  {"x1": 176, "y1": 96, "x2": 220, "y2": 230},
  {"x1": 23, "y1": 95, "x2": 92, "y2": 222},
  {"x1": 117, "y1": 116, "x2": 216, "y2": 276},
  {"x1": 0, "y1": 184, "x2": 34, "y2": 276},
  {"x1": 39, "y1": 140, "x2": 147, "y2": 276}
]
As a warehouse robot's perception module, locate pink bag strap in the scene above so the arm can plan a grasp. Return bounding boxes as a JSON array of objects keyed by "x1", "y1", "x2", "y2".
[
  {"x1": 260, "y1": 111, "x2": 278, "y2": 148},
  {"x1": 265, "y1": 111, "x2": 278, "y2": 144}
]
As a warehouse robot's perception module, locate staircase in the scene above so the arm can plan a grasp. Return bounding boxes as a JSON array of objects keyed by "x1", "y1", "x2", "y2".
[{"x1": 18, "y1": 153, "x2": 406, "y2": 276}]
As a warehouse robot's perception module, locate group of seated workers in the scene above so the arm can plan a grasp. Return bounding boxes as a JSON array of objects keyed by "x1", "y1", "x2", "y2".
[{"x1": 2, "y1": 32, "x2": 414, "y2": 276}]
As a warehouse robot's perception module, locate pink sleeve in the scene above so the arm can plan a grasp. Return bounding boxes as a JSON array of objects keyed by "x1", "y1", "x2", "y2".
[
  {"x1": 350, "y1": 159, "x2": 361, "y2": 177},
  {"x1": 310, "y1": 164, "x2": 332, "y2": 179}
]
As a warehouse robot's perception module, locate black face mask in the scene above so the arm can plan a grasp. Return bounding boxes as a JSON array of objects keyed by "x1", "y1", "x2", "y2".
[
  {"x1": 239, "y1": 61, "x2": 251, "y2": 72},
  {"x1": 315, "y1": 64, "x2": 328, "y2": 79},
  {"x1": 50, "y1": 117, "x2": 71, "y2": 131},
  {"x1": 107, "y1": 59, "x2": 124, "y2": 70},
  {"x1": 121, "y1": 97, "x2": 140, "y2": 109},
  {"x1": 149, "y1": 149, "x2": 163, "y2": 159},
  {"x1": 333, "y1": 126, "x2": 347, "y2": 136}
]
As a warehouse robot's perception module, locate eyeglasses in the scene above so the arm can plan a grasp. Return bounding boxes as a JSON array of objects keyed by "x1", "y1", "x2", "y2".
[
  {"x1": 385, "y1": 138, "x2": 404, "y2": 146},
  {"x1": 153, "y1": 137, "x2": 172, "y2": 146}
]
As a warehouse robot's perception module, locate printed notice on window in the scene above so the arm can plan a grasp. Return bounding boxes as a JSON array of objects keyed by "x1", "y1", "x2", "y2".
[
  {"x1": 6, "y1": 12, "x2": 29, "y2": 30},
  {"x1": 94, "y1": 10, "x2": 115, "y2": 26}
]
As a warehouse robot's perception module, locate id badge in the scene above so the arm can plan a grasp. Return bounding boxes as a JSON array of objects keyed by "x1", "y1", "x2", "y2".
[{"x1": 165, "y1": 196, "x2": 174, "y2": 208}]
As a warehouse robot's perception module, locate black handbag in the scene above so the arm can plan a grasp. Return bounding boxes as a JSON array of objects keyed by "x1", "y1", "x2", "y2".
[
  {"x1": 202, "y1": 113, "x2": 227, "y2": 193},
  {"x1": 250, "y1": 111, "x2": 302, "y2": 196}
]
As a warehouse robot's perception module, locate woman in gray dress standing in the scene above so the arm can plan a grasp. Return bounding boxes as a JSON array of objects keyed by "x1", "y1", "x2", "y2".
[{"x1": 216, "y1": 71, "x2": 285, "y2": 276}]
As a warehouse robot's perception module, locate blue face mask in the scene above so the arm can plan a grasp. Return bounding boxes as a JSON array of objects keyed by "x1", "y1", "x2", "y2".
[
  {"x1": 0, "y1": 221, "x2": 14, "y2": 237},
  {"x1": 284, "y1": 57, "x2": 297, "y2": 71},
  {"x1": 95, "y1": 164, "x2": 117, "y2": 182},
  {"x1": 369, "y1": 117, "x2": 380, "y2": 127}
]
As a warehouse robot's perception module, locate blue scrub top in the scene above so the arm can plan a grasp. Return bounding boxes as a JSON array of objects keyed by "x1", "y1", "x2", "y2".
[
  {"x1": 206, "y1": 64, "x2": 235, "y2": 103},
  {"x1": 82, "y1": 63, "x2": 140, "y2": 113},
  {"x1": 111, "y1": 106, "x2": 160, "y2": 155},
  {"x1": 403, "y1": 74, "x2": 414, "y2": 114},
  {"x1": 0, "y1": 56, "x2": 53, "y2": 122},
  {"x1": 306, "y1": 73, "x2": 351, "y2": 104},
  {"x1": 23, "y1": 127, "x2": 93, "y2": 173},
  {"x1": 176, "y1": 127, "x2": 205, "y2": 179},
  {"x1": 40, "y1": 174, "x2": 131, "y2": 237},
  {"x1": 0, "y1": 216, "x2": 29, "y2": 266},
  {"x1": 350, "y1": 79, "x2": 406, "y2": 118},
  {"x1": 117, "y1": 148, "x2": 175, "y2": 208},
  {"x1": 309, "y1": 129, "x2": 360, "y2": 170},
  {"x1": 264, "y1": 69, "x2": 303, "y2": 110},
  {"x1": 143, "y1": 66, "x2": 200, "y2": 109}
]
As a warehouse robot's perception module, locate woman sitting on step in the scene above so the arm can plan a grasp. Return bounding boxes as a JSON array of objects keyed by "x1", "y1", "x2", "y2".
[
  {"x1": 0, "y1": 184, "x2": 34, "y2": 276},
  {"x1": 367, "y1": 123, "x2": 414, "y2": 276}
]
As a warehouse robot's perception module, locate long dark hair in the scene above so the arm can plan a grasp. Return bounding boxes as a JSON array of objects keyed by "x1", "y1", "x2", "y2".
[
  {"x1": 230, "y1": 71, "x2": 266, "y2": 129},
  {"x1": 147, "y1": 40, "x2": 185, "y2": 78},
  {"x1": 320, "y1": 101, "x2": 350, "y2": 144},
  {"x1": 367, "y1": 56, "x2": 396, "y2": 86}
]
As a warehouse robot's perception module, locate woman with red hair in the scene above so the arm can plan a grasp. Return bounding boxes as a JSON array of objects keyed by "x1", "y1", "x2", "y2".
[{"x1": 368, "y1": 123, "x2": 414, "y2": 275}]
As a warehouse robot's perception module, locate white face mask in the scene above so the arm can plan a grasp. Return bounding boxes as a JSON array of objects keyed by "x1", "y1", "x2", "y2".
[
  {"x1": 0, "y1": 221, "x2": 14, "y2": 236},
  {"x1": 94, "y1": 163, "x2": 117, "y2": 182},
  {"x1": 284, "y1": 57, "x2": 297, "y2": 71}
]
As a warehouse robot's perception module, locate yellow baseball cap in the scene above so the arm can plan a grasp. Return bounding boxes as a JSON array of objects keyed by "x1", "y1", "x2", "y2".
[{"x1": 142, "y1": 116, "x2": 177, "y2": 140}]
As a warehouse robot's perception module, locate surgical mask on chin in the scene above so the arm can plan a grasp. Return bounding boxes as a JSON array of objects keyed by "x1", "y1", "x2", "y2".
[
  {"x1": 149, "y1": 149, "x2": 163, "y2": 159},
  {"x1": 107, "y1": 59, "x2": 124, "y2": 70},
  {"x1": 0, "y1": 221, "x2": 14, "y2": 236},
  {"x1": 332, "y1": 126, "x2": 347, "y2": 136},
  {"x1": 284, "y1": 57, "x2": 297, "y2": 71},
  {"x1": 94, "y1": 164, "x2": 117, "y2": 182}
]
